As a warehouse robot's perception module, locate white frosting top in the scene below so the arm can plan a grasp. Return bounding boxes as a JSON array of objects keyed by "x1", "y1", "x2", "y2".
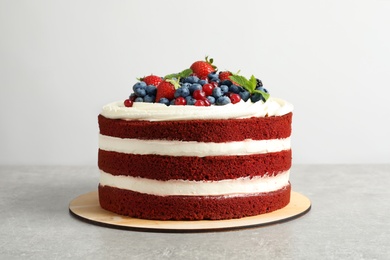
[{"x1": 100, "y1": 97, "x2": 293, "y2": 121}]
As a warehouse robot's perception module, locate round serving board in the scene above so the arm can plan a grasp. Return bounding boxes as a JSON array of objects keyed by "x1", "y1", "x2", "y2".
[{"x1": 69, "y1": 191, "x2": 311, "y2": 232}]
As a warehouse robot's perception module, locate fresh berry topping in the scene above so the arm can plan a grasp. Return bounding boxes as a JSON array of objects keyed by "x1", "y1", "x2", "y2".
[
  {"x1": 159, "y1": 97, "x2": 170, "y2": 106},
  {"x1": 129, "y1": 93, "x2": 137, "y2": 101},
  {"x1": 229, "y1": 85, "x2": 241, "y2": 94},
  {"x1": 126, "y1": 57, "x2": 271, "y2": 107},
  {"x1": 220, "y1": 85, "x2": 229, "y2": 94},
  {"x1": 174, "y1": 97, "x2": 187, "y2": 106},
  {"x1": 193, "y1": 89, "x2": 207, "y2": 100},
  {"x1": 156, "y1": 80, "x2": 176, "y2": 101},
  {"x1": 202, "y1": 83, "x2": 214, "y2": 96},
  {"x1": 219, "y1": 71, "x2": 232, "y2": 82},
  {"x1": 133, "y1": 81, "x2": 147, "y2": 92},
  {"x1": 229, "y1": 93, "x2": 241, "y2": 104},
  {"x1": 207, "y1": 96, "x2": 216, "y2": 104},
  {"x1": 134, "y1": 86, "x2": 146, "y2": 97},
  {"x1": 185, "y1": 96, "x2": 197, "y2": 105},
  {"x1": 208, "y1": 71, "x2": 219, "y2": 82},
  {"x1": 239, "y1": 90, "x2": 251, "y2": 102},
  {"x1": 190, "y1": 56, "x2": 216, "y2": 79},
  {"x1": 216, "y1": 96, "x2": 231, "y2": 105},
  {"x1": 194, "y1": 100, "x2": 206, "y2": 106},
  {"x1": 212, "y1": 87, "x2": 223, "y2": 98},
  {"x1": 174, "y1": 86, "x2": 190, "y2": 98},
  {"x1": 124, "y1": 99, "x2": 133, "y2": 107},
  {"x1": 203, "y1": 98, "x2": 211, "y2": 106},
  {"x1": 256, "y1": 78, "x2": 263, "y2": 88},
  {"x1": 189, "y1": 83, "x2": 202, "y2": 94},
  {"x1": 250, "y1": 93, "x2": 265, "y2": 103},
  {"x1": 146, "y1": 85, "x2": 157, "y2": 96},
  {"x1": 184, "y1": 75, "x2": 199, "y2": 84},
  {"x1": 141, "y1": 75, "x2": 163, "y2": 87},
  {"x1": 144, "y1": 94, "x2": 155, "y2": 103}
]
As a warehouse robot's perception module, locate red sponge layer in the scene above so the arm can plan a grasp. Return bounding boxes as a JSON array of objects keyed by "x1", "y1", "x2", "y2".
[
  {"x1": 98, "y1": 183, "x2": 291, "y2": 220},
  {"x1": 98, "y1": 149, "x2": 292, "y2": 181},
  {"x1": 98, "y1": 112, "x2": 292, "y2": 142}
]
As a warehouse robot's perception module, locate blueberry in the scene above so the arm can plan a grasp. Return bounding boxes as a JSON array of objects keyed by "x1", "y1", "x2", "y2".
[
  {"x1": 144, "y1": 95, "x2": 155, "y2": 103},
  {"x1": 135, "y1": 97, "x2": 144, "y2": 102},
  {"x1": 220, "y1": 80, "x2": 232, "y2": 87},
  {"x1": 256, "y1": 87, "x2": 269, "y2": 93},
  {"x1": 174, "y1": 87, "x2": 190, "y2": 98},
  {"x1": 146, "y1": 85, "x2": 157, "y2": 95},
  {"x1": 216, "y1": 96, "x2": 231, "y2": 105},
  {"x1": 182, "y1": 82, "x2": 192, "y2": 89},
  {"x1": 134, "y1": 87, "x2": 146, "y2": 97},
  {"x1": 184, "y1": 76, "x2": 199, "y2": 84},
  {"x1": 250, "y1": 93, "x2": 265, "y2": 103},
  {"x1": 212, "y1": 87, "x2": 223, "y2": 98},
  {"x1": 239, "y1": 90, "x2": 251, "y2": 102},
  {"x1": 170, "y1": 99, "x2": 175, "y2": 105},
  {"x1": 158, "y1": 98, "x2": 170, "y2": 106},
  {"x1": 189, "y1": 83, "x2": 202, "y2": 94},
  {"x1": 229, "y1": 85, "x2": 240, "y2": 94},
  {"x1": 256, "y1": 78, "x2": 263, "y2": 87},
  {"x1": 185, "y1": 96, "x2": 196, "y2": 105},
  {"x1": 208, "y1": 72, "x2": 219, "y2": 82},
  {"x1": 220, "y1": 85, "x2": 229, "y2": 94},
  {"x1": 198, "y1": 79, "x2": 207, "y2": 86},
  {"x1": 132, "y1": 81, "x2": 147, "y2": 92},
  {"x1": 207, "y1": 96, "x2": 216, "y2": 104}
]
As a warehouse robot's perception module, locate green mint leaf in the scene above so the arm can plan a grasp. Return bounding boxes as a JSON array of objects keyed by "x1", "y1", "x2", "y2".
[
  {"x1": 229, "y1": 75, "x2": 249, "y2": 88},
  {"x1": 165, "y1": 68, "x2": 193, "y2": 80},
  {"x1": 178, "y1": 68, "x2": 193, "y2": 78},
  {"x1": 164, "y1": 73, "x2": 178, "y2": 80},
  {"x1": 248, "y1": 75, "x2": 257, "y2": 92}
]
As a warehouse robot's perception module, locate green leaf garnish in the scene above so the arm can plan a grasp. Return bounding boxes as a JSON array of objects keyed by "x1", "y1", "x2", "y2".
[
  {"x1": 165, "y1": 68, "x2": 193, "y2": 80},
  {"x1": 229, "y1": 74, "x2": 270, "y2": 101}
]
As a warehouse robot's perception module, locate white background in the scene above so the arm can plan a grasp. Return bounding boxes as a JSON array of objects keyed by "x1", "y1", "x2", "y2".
[{"x1": 1, "y1": 0, "x2": 389, "y2": 165}]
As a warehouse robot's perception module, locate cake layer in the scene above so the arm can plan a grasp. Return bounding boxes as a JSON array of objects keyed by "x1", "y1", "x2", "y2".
[
  {"x1": 98, "y1": 149, "x2": 292, "y2": 181},
  {"x1": 99, "y1": 135, "x2": 291, "y2": 157},
  {"x1": 98, "y1": 184, "x2": 291, "y2": 220},
  {"x1": 99, "y1": 170, "x2": 290, "y2": 196},
  {"x1": 98, "y1": 112, "x2": 292, "y2": 142}
]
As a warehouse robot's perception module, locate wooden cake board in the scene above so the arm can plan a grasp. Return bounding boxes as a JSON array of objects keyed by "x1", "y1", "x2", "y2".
[{"x1": 69, "y1": 191, "x2": 311, "y2": 233}]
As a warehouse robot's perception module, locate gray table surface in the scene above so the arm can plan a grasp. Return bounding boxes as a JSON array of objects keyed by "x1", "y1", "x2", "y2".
[{"x1": 0, "y1": 165, "x2": 389, "y2": 260}]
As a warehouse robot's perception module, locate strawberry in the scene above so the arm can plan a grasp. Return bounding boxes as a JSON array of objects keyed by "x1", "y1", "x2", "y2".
[
  {"x1": 219, "y1": 71, "x2": 240, "y2": 86},
  {"x1": 155, "y1": 80, "x2": 176, "y2": 102},
  {"x1": 190, "y1": 56, "x2": 216, "y2": 79},
  {"x1": 140, "y1": 75, "x2": 163, "y2": 87},
  {"x1": 219, "y1": 71, "x2": 232, "y2": 81}
]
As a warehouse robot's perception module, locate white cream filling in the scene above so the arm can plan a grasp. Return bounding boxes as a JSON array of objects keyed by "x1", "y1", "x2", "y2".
[
  {"x1": 99, "y1": 135, "x2": 291, "y2": 157},
  {"x1": 100, "y1": 97, "x2": 293, "y2": 121},
  {"x1": 99, "y1": 170, "x2": 290, "y2": 197}
]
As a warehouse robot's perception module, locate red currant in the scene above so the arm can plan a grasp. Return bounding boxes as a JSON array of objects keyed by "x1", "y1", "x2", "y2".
[
  {"x1": 210, "y1": 81, "x2": 219, "y2": 88},
  {"x1": 202, "y1": 83, "x2": 214, "y2": 96},
  {"x1": 174, "y1": 97, "x2": 187, "y2": 105},
  {"x1": 124, "y1": 99, "x2": 133, "y2": 107},
  {"x1": 194, "y1": 100, "x2": 205, "y2": 106},
  {"x1": 229, "y1": 93, "x2": 241, "y2": 104},
  {"x1": 193, "y1": 89, "x2": 207, "y2": 100},
  {"x1": 204, "y1": 98, "x2": 211, "y2": 106}
]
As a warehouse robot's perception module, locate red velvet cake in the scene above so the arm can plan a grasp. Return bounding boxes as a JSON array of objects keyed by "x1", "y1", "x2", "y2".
[{"x1": 98, "y1": 58, "x2": 294, "y2": 220}]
